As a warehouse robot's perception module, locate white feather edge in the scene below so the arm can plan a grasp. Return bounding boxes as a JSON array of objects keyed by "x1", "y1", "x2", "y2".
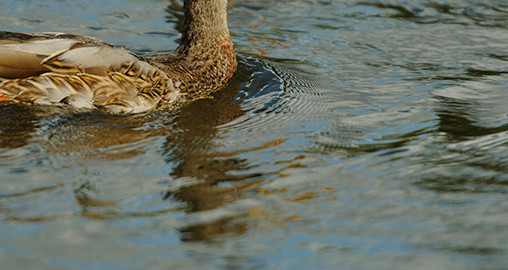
[
  {"x1": 1, "y1": 39, "x2": 78, "y2": 56},
  {"x1": 1, "y1": 35, "x2": 166, "y2": 79},
  {"x1": 52, "y1": 46, "x2": 138, "y2": 68},
  {"x1": 46, "y1": 46, "x2": 167, "y2": 80}
]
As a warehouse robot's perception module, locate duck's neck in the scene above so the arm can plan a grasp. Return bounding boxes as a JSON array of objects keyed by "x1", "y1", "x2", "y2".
[
  {"x1": 172, "y1": 0, "x2": 237, "y2": 97},
  {"x1": 177, "y1": 0, "x2": 232, "y2": 55}
]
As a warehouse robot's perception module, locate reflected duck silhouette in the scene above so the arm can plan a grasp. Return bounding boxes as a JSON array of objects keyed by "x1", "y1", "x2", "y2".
[{"x1": 0, "y1": 0, "x2": 237, "y2": 114}]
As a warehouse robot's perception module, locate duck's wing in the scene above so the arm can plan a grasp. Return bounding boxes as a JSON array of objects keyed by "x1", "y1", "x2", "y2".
[
  {"x1": 2, "y1": 32, "x2": 151, "y2": 77},
  {"x1": 0, "y1": 31, "x2": 179, "y2": 114}
]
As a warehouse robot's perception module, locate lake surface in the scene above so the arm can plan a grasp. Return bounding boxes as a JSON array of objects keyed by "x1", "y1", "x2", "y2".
[{"x1": 1, "y1": 0, "x2": 507, "y2": 269}]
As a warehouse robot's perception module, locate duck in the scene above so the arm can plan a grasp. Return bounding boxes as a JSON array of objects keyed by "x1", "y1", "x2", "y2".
[{"x1": 0, "y1": 0, "x2": 237, "y2": 114}]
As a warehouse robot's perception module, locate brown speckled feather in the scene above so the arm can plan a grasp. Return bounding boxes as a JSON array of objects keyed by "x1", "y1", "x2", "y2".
[
  {"x1": 0, "y1": 0, "x2": 237, "y2": 114},
  {"x1": 0, "y1": 32, "x2": 179, "y2": 114}
]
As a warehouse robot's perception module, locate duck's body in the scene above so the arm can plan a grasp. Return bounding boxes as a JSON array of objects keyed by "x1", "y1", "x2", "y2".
[{"x1": 0, "y1": 0, "x2": 236, "y2": 114}]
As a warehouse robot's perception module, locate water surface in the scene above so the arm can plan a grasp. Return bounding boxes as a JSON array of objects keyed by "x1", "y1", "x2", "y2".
[{"x1": 1, "y1": 0, "x2": 507, "y2": 269}]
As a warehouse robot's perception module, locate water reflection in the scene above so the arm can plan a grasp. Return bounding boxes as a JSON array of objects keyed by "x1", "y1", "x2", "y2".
[
  {"x1": 162, "y1": 68, "x2": 266, "y2": 241},
  {"x1": 435, "y1": 95, "x2": 483, "y2": 142},
  {"x1": 0, "y1": 105, "x2": 38, "y2": 149},
  {"x1": 0, "y1": 57, "x2": 266, "y2": 239},
  {"x1": 410, "y1": 87, "x2": 508, "y2": 194},
  {"x1": 2, "y1": 0, "x2": 508, "y2": 268},
  {"x1": 0, "y1": 0, "x2": 270, "y2": 242}
]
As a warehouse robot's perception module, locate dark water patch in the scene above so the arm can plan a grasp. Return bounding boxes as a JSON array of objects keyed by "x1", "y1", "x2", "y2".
[
  {"x1": 435, "y1": 102, "x2": 508, "y2": 141},
  {"x1": 465, "y1": 68, "x2": 508, "y2": 77},
  {"x1": 445, "y1": 245, "x2": 505, "y2": 255},
  {"x1": 7, "y1": 167, "x2": 29, "y2": 174},
  {"x1": 487, "y1": 54, "x2": 508, "y2": 62},
  {"x1": 0, "y1": 104, "x2": 39, "y2": 149},
  {"x1": 143, "y1": 31, "x2": 177, "y2": 37},
  {"x1": 234, "y1": 3, "x2": 267, "y2": 11},
  {"x1": 19, "y1": 18, "x2": 44, "y2": 24},
  {"x1": 416, "y1": 175, "x2": 508, "y2": 194},
  {"x1": 433, "y1": 79, "x2": 508, "y2": 141},
  {"x1": 87, "y1": 26, "x2": 107, "y2": 31},
  {"x1": 101, "y1": 11, "x2": 130, "y2": 20}
]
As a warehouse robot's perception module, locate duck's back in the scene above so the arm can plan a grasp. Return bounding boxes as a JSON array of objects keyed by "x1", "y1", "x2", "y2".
[{"x1": 0, "y1": 31, "x2": 179, "y2": 114}]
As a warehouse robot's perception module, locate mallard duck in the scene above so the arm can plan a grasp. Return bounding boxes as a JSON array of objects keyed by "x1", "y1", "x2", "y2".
[{"x1": 0, "y1": 0, "x2": 237, "y2": 114}]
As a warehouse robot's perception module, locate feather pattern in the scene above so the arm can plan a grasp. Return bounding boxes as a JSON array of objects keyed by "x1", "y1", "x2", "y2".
[
  {"x1": 0, "y1": 32, "x2": 179, "y2": 114},
  {"x1": 0, "y1": 0, "x2": 237, "y2": 114}
]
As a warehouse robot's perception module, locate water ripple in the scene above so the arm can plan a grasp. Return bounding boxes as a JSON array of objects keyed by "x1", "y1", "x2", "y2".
[
  {"x1": 1, "y1": 0, "x2": 508, "y2": 268},
  {"x1": 358, "y1": 0, "x2": 508, "y2": 27}
]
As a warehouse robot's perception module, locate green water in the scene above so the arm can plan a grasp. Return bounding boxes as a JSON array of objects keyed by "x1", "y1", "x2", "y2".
[{"x1": 1, "y1": 0, "x2": 507, "y2": 269}]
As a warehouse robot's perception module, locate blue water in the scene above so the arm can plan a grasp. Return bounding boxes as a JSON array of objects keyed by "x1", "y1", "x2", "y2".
[{"x1": 1, "y1": 0, "x2": 507, "y2": 269}]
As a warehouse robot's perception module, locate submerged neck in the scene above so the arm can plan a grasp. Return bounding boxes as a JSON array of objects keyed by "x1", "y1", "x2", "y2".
[
  {"x1": 177, "y1": 0, "x2": 231, "y2": 53},
  {"x1": 168, "y1": 0, "x2": 236, "y2": 97}
]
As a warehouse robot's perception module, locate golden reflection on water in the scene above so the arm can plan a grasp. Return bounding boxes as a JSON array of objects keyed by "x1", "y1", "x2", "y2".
[{"x1": 0, "y1": 105, "x2": 38, "y2": 149}]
